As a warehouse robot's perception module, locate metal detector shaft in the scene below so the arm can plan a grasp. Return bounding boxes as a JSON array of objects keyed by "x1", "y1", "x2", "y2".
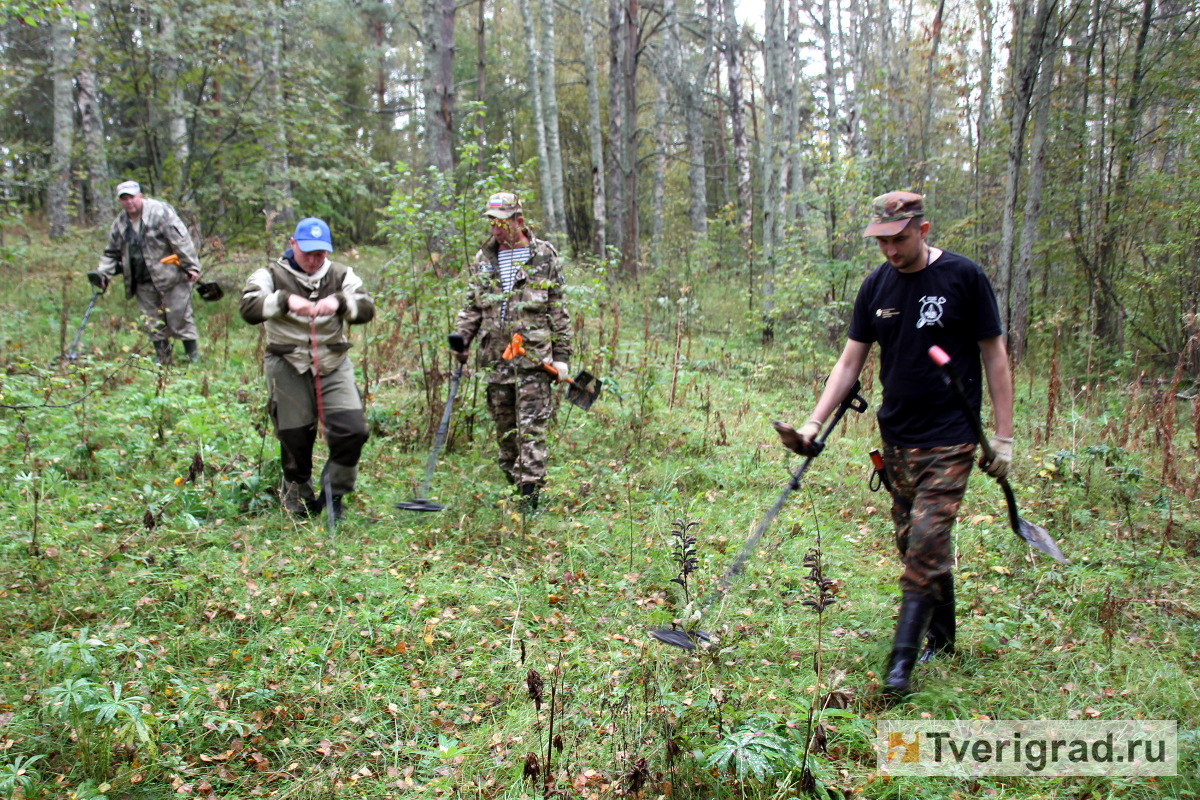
[
  {"x1": 416, "y1": 362, "x2": 464, "y2": 499},
  {"x1": 705, "y1": 381, "x2": 868, "y2": 606},
  {"x1": 65, "y1": 291, "x2": 101, "y2": 360}
]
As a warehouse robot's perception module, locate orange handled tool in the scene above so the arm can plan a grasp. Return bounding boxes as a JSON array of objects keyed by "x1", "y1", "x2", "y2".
[
  {"x1": 502, "y1": 333, "x2": 525, "y2": 361},
  {"x1": 160, "y1": 254, "x2": 181, "y2": 266}
]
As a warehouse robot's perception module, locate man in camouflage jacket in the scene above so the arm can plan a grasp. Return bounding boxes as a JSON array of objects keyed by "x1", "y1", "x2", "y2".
[
  {"x1": 90, "y1": 180, "x2": 203, "y2": 364},
  {"x1": 239, "y1": 217, "x2": 375, "y2": 520},
  {"x1": 452, "y1": 193, "x2": 571, "y2": 509}
]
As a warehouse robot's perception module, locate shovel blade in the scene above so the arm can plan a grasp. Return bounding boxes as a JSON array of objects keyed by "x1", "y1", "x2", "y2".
[
  {"x1": 648, "y1": 628, "x2": 712, "y2": 650},
  {"x1": 566, "y1": 370, "x2": 602, "y2": 410},
  {"x1": 1016, "y1": 516, "x2": 1068, "y2": 564}
]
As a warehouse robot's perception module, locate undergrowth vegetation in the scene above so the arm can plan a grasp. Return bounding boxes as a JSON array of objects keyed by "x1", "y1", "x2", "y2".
[{"x1": 0, "y1": 238, "x2": 1197, "y2": 799}]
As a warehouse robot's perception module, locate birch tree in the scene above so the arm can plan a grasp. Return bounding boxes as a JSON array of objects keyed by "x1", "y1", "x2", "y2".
[
  {"x1": 47, "y1": 16, "x2": 72, "y2": 239},
  {"x1": 581, "y1": 0, "x2": 607, "y2": 255},
  {"x1": 521, "y1": 0, "x2": 555, "y2": 227},
  {"x1": 539, "y1": 0, "x2": 566, "y2": 231},
  {"x1": 75, "y1": 0, "x2": 109, "y2": 226}
]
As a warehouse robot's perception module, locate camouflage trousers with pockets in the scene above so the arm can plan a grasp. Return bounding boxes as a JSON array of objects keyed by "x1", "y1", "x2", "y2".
[
  {"x1": 881, "y1": 441, "x2": 975, "y2": 603},
  {"x1": 485, "y1": 372, "x2": 553, "y2": 487}
]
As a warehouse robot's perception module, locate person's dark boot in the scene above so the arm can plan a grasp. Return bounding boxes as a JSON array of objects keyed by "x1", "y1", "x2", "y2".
[
  {"x1": 153, "y1": 339, "x2": 173, "y2": 365},
  {"x1": 182, "y1": 339, "x2": 200, "y2": 363},
  {"x1": 519, "y1": 483, "x2": 540, "y2": 511},
  {"x1": 882, "y1": 592, "x2": 936, "y2": 698},
  {"x1": 919, "y1": 577, "x2": 956, "y2": 664}
]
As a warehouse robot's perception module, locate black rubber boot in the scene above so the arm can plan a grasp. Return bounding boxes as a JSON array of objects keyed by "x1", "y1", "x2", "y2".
[
  {"x1": 182, "y1": 339, "x2": 200, "y2": 363},
  {"x1": 153, "y1": 339, "x2": 173, "y2": 365},
  {"x1": 519, "y1": 483, "x2": 540, "y2": 512},
  {"x1": 919, "y1": 576, "x2": 956, "y2": 664},
  {"x1": 882, "y1": 592, "x2": 936, "y2": 698}
]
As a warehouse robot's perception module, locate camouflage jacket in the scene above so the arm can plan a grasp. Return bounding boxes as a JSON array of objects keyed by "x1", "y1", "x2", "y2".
[
  {"x1": 95, "y1": 197, "x2": 202, "y2": 299},
  {"x1": 238, "y1": 254, "x2": 375, "y2": 377},
  {"x1": 453, "y1": 232, "x2": 571, "y2": 384}
]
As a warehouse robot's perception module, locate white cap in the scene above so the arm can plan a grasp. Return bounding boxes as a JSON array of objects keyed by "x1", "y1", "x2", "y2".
[{"x1": 115, "y1": 180, "x2": 141, "y2": 198}]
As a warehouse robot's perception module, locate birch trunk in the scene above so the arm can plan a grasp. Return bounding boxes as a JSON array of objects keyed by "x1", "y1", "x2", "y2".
[
  {"x1": 651, "y1": 74, "x2": 668, "y2": 265},
  {"x1": 819, "y1": 0, "x2": 838, "y2": 161},
  {"x1": 263, "y1": 2, "x2": 293, "y2": 229},
  {"x1": 918, "y1": 0, "x2": 947, "y2": 182},
  {"x1": 159, "y1": 7, "x2": 189, "y2": 193},
  {"x1": 423, "y1": 0, "x2": 457, "y2": 181},
  {"x1": 48, "y1": 17, "x2": 73, "y2": 240},
  {"x1": 581, "y1": 0, "x2": 607, "y2": 256},
  {"x1": 539, "y1": 0, "x2": 566, "y2": 232},
  {"x1": 607, "y1": 0, "x2": 625, "y2": 255},
  {"x1": 995, "y1": 0, "x2": 1057, "y2": 324},
  {"x1": 1010, "y1": 36, "x2": 1058, "y2": 365},
  {"x1": 722, "y1": 0, "x2": 752, "y2": 246},
  {"x1": 74, "y1": 1, "x2": 110, "y2": 226}
]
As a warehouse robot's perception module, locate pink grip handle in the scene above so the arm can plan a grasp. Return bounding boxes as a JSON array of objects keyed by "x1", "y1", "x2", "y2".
[{"x1": 928, "y1": 345, "x2": 951, "y2": 367}]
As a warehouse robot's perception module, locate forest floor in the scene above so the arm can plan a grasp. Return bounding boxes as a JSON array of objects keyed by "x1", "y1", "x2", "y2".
[{"x1": 0, "y1": 240, "x2": 1197, "y2": 799}]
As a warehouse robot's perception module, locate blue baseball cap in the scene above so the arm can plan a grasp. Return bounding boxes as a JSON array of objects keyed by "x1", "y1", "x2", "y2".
[{"x1": 293, "y1": 217, "x2": 333, "y2": 252}]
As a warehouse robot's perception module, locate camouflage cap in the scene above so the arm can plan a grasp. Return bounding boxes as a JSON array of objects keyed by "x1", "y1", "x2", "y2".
[
  {"x1": 862, "y1": 191, "x2": 924, "y2": 237},
  {"x1": 483, "y1": 192, "x2": 523, "y2": 219}
]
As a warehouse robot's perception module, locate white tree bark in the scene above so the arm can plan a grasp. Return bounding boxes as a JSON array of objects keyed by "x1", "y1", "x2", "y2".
[
  {"x1": 539, "y1": 0, "x2": 566, "y2": 232},
  {"x1": 581, "y1": 0, "x2": 607, "y2": 256},
  {"x1": 651, "y1": 73, "x2": 668, "y2": 265},
  {"x1": 521, "y1": 0, "x2": 555, "y2": 228},
  {"x1": 722, "y1": 0, "x2": 751, "y2": 245},
  {"x1": 159, "y1": 6, "x2": 189, "y2": 193},
  {"x1": 48, "y1": 17, "x2": 73, "y2": 240},
  {"x1": 74, "y1": 0, "x2": 109, "y2": 226},
  {"x1": 422, "y1": 0, "x2": 457, "y2": 181}
]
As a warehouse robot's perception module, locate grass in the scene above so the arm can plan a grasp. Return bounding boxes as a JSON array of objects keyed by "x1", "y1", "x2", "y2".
[{"x1": 0, "y1": 236, "x2": 1197, "y2": 799}]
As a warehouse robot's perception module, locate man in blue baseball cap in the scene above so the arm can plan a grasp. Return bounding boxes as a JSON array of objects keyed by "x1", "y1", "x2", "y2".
[{"x1": 239, "y1": 217, "x2": 375, "y2": 520}]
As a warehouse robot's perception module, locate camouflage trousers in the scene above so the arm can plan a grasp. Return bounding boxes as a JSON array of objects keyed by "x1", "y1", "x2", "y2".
[
  {"x1": 881, "y1": 441, "x2": 975, "y2": 603},
  {"x1": 135, "y1": 279, "x2": 197, "y2": 341},
  {"x1": 486, "y1": 373, "x2": 553, "y2": 486}
]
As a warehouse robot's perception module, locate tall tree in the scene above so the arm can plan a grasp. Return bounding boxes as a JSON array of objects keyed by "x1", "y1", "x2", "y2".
[
  {"x1": 422, "y1": 0, "x2": 457, "y2": 181},
  {"x1": 608, "y1": 0, "x2": 639, "y2": 274},
  {"x1": 75, "y1": 0, "x2": 109, "y2": 226},
  {"x1": 539, "y1": 0, "x2": 566, "y2": 231},
  {"x1": 520, "y1": 0, "x2": 555, "y2": 227},
  {"x1": 160, "y1": 4, "x2": 189, "y2": 194},
  {"x1": 47, "y1": 16, "x2": 72, "y2": 240},
  {"x1": 580, "y1": 0, "x2": 607, "y2": 256},
  {"x1": 262, "y1": 1, "x2": 293, "y2": 230},
  {"x1": 722, "y1": 0, "x2": 751, "y2": 246}
]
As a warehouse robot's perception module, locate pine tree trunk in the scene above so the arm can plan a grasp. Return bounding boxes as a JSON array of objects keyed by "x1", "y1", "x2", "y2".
[
  {"x1": 539, "y1": 0, "x2": 566, "y2": 232},
  {"x1": 1010, "y1": 36, "x2": 1058, "y2": 366},
  {"x1": 74, "y1": 2, "x2": 110, "y2": 227},
  {"x1": 48, "y1": 17, "x2": 73, "y2": 240},
  {"x1": 581, "y1": 0, "x2": 607, "y2": 256},
  {"x1": 476, "y1": 0, "x2": 487, "y2": 171}
]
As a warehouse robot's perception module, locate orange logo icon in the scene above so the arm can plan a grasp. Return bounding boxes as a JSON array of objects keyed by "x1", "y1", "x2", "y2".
[{"x1": 887, "y1": 732, "x2": 920, "y2": 763}]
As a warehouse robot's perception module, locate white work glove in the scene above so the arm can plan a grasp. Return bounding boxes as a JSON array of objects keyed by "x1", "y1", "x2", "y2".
[
  {"x1": 550, "y1": 361, "x2": 570, "y2": 382},
  {"x1": 773, "y1": 419, "x2": 823, "y2": 456},
  {"x1": 983, "y1": 436, "x2": 1013, "y2": 478}
]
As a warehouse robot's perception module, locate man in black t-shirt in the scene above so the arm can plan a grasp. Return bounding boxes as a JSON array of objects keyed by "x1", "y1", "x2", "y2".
[{"x1": 776, "y1": 192, "x2": 1014, "y2": 697}]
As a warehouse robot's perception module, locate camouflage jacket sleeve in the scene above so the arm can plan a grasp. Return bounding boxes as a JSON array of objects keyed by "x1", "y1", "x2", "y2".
[
  {"x1": 96, "y1": 218, "x2": 125, "y2": 279},
  {"x1": 544, "y1": 245, "x2": 572, "y2": 363},
  {"x1": 336, "y1": 266, "x2": 375, "y2": 325},
  {"x1": 160, "y1": 204, "x2": 202, "y2": 275},
  {"x1": 452, "y1": 249, "x2": 488, "y2": 347}
]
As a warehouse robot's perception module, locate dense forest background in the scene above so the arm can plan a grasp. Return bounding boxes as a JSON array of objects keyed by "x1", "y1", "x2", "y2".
[{"x1": 2, "y1": 0, "x2": 1200, "y2": 371}]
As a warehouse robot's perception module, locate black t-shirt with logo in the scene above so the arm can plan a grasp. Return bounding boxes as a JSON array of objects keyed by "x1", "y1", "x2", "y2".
[{"x1": 847, "y1": 250, "x2": 1003, "y2": 448}]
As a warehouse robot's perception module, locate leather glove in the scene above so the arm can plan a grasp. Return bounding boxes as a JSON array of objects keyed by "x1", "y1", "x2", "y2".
[
  {"x1": 983, "y1": 436, "x2": 1013, "y2": 478},
  {"x1": 773, "y1": 419, "x2": 823, "y2": 456},
  {"x1": 550, "y1": 361, "x2": 570, "y2": 382},
  {"x1": 86, "y1": 271, "x2": 108, "y2": 292}
]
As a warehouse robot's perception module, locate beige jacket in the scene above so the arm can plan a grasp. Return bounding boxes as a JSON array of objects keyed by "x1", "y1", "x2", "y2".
[
  {"x1": 96, "y1": 197, "x2": 201, "y2": 298},
  {"x1": 238, "y1": 254, "x2": 375, "y2": 376}
]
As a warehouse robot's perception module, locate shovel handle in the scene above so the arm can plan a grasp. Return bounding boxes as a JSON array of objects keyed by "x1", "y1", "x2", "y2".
[
  {"x1": 927, "y1": 345, "x2": 994, "y2": 461},
  {"x1": 160, "y1": 254, "x2": 181, "y2": 266},
  {"x1": 539, "y1": 360, "x2": 576, "y2": 386}
]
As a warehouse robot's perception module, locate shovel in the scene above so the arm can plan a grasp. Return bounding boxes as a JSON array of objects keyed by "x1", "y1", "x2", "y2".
[
  {"x1": 649, "y1": 380, "x2": 869, "y2": 650},
  {"x1": 927, "y1": 345, "x2": 1066, "y2": 564},
  {"x1": 396, "y1": 335, "x2": 467, "y2": 513},
  {"x1": 503, "y1": 333, "x2": 602, "y2": 410},
  {"x1": 63, "y1": 272, "x2": 108, "y2": 361}
]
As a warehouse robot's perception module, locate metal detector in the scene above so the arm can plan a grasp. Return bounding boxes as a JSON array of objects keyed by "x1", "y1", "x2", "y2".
[
  {"x1": 395, "y1": 335, "x2": 467, "y2": 513},
  {"x1": 62, "y1": 272, "x2": 107, "y2": 362},
  {"x1": 649, "y1": 380, "x2": 869, "y2": 650}
]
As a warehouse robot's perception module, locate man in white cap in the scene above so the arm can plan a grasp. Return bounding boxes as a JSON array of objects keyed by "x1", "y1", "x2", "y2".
[
  {"x1": 451, "y1": 192, "x2": 572, "y2": 510},
  {"x1": 238, "y1": 217, "x2": 375, "y2": 520},
  {"x1": 89, "y1": 180, "x2": 204, "y2": 364}
]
